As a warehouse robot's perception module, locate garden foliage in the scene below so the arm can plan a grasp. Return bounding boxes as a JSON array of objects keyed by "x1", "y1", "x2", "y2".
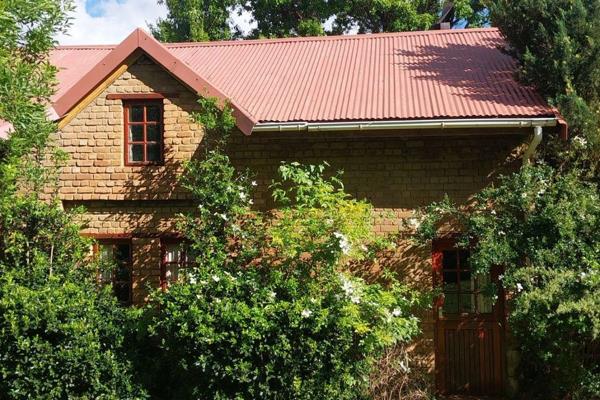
[
  {"x1": 411, "y1": 2, "x2": 600, "y2": 398},
  {"x1": 131, "y1": 101, "x2": 425, "y2": 399},
  {"x1": 0, "y1": 1, "x2": 146, "y2": 398},
  {"x1": 414, "y1": 166, "x2": 600, "y2": 399}
]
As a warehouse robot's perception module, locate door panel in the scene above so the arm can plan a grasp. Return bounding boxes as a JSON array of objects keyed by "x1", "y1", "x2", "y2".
[
  {"x1": 442, "y1": 324, "x2": 502, "y2": 394},
  {"x1": 433, "y1": 240, "x2": 505, "y2": 396}
]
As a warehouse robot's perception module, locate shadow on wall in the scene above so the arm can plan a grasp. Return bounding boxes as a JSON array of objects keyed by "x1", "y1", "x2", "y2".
[
  {"x1": 227, "y1": 130, "x2": 524, "y2": 213},
  {"x1": 120, "y1": 94, "x2": 205, "y2": 202}
]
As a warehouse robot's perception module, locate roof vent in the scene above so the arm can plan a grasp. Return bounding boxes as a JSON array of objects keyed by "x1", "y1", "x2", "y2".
[{"x1": 439, "y1": 22, "x2": 451, "y2": 30}]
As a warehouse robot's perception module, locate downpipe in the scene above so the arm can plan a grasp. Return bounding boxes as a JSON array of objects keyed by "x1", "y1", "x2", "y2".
[{"x1": 523, "y1": 126, "x2": 543, "y2": 165}]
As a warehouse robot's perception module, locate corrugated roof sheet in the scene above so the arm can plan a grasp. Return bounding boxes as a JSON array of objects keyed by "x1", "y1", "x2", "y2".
[{"x1": 50, "y1": 28, "x2": 554, "y2": 125}]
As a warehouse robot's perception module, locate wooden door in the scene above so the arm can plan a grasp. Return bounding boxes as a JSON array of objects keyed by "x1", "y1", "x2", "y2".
[{"x1": 433, "y1": 241, "x2": 505, "y2": 396}]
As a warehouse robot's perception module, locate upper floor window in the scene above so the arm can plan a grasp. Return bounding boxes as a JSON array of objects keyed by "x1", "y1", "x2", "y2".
[{"x1": 124, "y1": 101, "x2": 163, "y2": 165}]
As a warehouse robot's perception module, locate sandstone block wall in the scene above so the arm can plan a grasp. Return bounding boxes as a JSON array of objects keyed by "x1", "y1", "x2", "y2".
[{"x1": 56, "y1": 54, "x2": 527, "y2": 388}]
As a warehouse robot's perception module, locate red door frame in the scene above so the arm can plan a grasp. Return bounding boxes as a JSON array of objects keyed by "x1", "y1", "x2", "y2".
[{"x1": 433, "y1": 239, "x2": 506, "y2": 395}]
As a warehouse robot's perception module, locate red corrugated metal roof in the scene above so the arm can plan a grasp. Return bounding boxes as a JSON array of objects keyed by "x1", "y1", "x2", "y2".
[{"x1": 50, "y1": 28, "x2": 555, "y2": 129}]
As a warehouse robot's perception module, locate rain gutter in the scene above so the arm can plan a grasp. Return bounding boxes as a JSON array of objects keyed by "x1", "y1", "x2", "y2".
[{"x1": 251, "y1": 117, "x2": 558, "y2": 133}]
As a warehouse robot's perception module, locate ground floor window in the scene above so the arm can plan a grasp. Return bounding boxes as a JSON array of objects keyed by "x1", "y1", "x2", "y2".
[
  {"x1": 435, "y1": 245, "x2": 493, "y2": 315},
  {"x1": 95, "y1": 239, "x2": 132, "y2": 305},
  {"x1": 160, "y1": 239, "x2": 191, "y2": 290}
]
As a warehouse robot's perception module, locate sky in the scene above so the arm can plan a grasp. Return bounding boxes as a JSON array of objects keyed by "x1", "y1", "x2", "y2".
[{"x1": 57, "y1": 0, "x2": 256, "y2": 45}]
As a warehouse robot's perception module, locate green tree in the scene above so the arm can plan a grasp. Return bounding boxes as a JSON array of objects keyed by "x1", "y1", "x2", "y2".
[
  {"x1": 334, "y1": 0, "x2": 439, "y2": 34},
  {"x1": 150, "y1": 0, "x2": 238, "y2": 41},
  {"x1": 412, "y1": 2, "x2": 600, "y2": 397},
  {"x1": 0, "y1": 1, "x2": 146, "y2": 398},
  {"x1": 491, "y1": 0, "x2": 600, "y2": 171},
  {"x1": 242, "y1": 0, "x2": 335, "y2": 37}
]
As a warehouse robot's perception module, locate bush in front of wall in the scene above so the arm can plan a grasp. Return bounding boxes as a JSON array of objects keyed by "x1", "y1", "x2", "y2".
[{"x1": 131, "y1": 152, "x2": 427, "y2": 399}]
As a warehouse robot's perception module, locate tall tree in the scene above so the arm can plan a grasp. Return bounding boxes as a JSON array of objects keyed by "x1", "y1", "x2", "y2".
[
  {"x1": 491, "y1": 0, "x2": 600, "y2": 171},
  {"x1": 334, "y1": 0, "x2": 439, "y2": 34},
  {"x1": 242, "y1": 0, "x2": 336, "y2": 37},
  {"x1": 151, "y1": 0, "x2": 238, "y2": 42},
  {"x1": 414, "y1": 2, "x2": 600, "y2": 399},
  {"x1": 153, "y1": 1, "x2": 490, "y2": 40},
  {"x1": 0, "y1": 2, "x2": 146, "y2": 398}
]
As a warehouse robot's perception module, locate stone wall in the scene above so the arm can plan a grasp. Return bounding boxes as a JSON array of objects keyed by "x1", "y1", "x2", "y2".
[{"x1": 57, "y1": 54, "x2": 528, "y2": 391}]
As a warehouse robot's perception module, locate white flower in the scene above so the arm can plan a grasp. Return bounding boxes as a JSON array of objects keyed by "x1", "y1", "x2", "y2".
[
  {"x1": 498, "y1": 230, "x2": 506, "y2": 236},
  {"x1": 537, "y1": 188, "x2": 546, "y2": 196},
  {"x1": 341, "y1": 277, "x2": 354, "y2": 296},
  {"x1": 521, "y1": 192, "x2": 528, "y2": 199},
  {"x1": 580, "y1": 271, "x2": 588, "y2": 280},
  {"x1": 392, "y1": 308, "x2": 402, "y2": 317},
  {"x1": 399, "y1": 360, "x2": 410, "y2": 373},
  {"x1": 350, "y1": 295, "x2": 361, "y2": 304},
  {"x1": 189, "y1": 275, "x2": 197, "y2": 284},
  {"x1": 573, "y1": 136, "x2": 588, "y2": 148},
  {"x1": 251, "y1": 180, "x2": 258, "y2": 187},
  {"x1": 498, "y1": 274, "x2": 504, "y2": 281},
  {"x1": 301, "y1": 309, "x2": 312, "y2": 318},
  {"x1": 215, "y1": 212, "x2": 228, "y2": 221},
  {"x1": 212, "y1": 275, "x2": 220, "y2": 282},
  {"x1": 248, "y1": 199, "x2": 254, "y2": 205},
  {"x1": 491, "y1": 209, "x2": 497, "y2": 215},
  {"x1": 516, "y1": 283, "x2": 523, "y2": 292},
  {"x1": 239, "y1": 192, "x2": 247, "y2": 200},
  {"x1": 333, "y1": 232, "x2": 351, "y2": 255},
  {"x1": 407, "y1": 217, "x2": 421, "y2": 229},
  {"x1": 268, "y1": 291, "x2": 277, "y2": 299}
]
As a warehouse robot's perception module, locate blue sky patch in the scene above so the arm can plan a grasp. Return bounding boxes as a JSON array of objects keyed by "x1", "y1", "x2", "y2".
[{"x1": 85, "y1": 0, "x2": 127, "y2": 17}]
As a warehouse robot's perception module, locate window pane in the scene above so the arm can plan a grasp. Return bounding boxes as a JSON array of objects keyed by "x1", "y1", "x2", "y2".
[
  {"x1": 129, "y1": 125, "x2": 143, "y2": 142},
  {"x1": 99, "y1": 244, "x2": 113, "y2": 261},
  {"x1": 460, "y1": 293, "x2": 475, "y2": 313},
  {"x1": 147, "y1": 105, "x2": 161, "y2": 122},
  {"x1": 477, "y1": 293, "x2": 493, "y2": 313},
  {"x1": 114, "y1": 264, "x2": 131, "y2": 281},
  {"x1": 443, "y1": 293, "x2": 459, "y2": 313},
  {"x1": 147, "y1": 143, "x2": 161, "y2": 162},
  {"x1": 476, "y1": 273, "x2": 491, "y2": 290},
  {"x1": 165, "y1": 263, "x2": 179, "y2": 283},
  {"x1": 114, "y1": 282, "x2": 130, "y2": 304},
  {"x1": 129, "y1": 106, "x2": 144, "y2": 122},
  {"x1": 165, "y1": 244, "x2": 183, "y2": 263},
  {"x1": 459, "y1": 250, "x2": 470, "y2": 269},
  {"x1": 147, "y1": 124, "x2": 161, "y2": 141},
  {"x1": 443, "y1": 250, "x2": 457, "y2": 269},
  {"x1": 443, "y1": 270, "x2": 458, "y2": 292},
  {"x1": 460, "y1": 271, "x2": 474, "y2": 291},
  {"x1": 129, "y1": 144, "x2": 144, "y2": 162}
]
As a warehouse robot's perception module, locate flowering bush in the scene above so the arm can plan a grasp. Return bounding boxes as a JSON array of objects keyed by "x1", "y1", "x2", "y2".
[
  {"x1": 132, "y1": 101, "x2": 425, "y2": 398},
  {"x1": 413, "y1": 164, "x2": 600, "y2": 399}
]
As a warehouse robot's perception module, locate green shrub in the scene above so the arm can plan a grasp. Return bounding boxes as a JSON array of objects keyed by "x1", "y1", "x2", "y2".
[
  {"x1": 0, "y1": 273, "x2": 146, "y2": 399},
  {"x1": 133, "y1": 146, "x2": 425, "y2": 399},
  {"x1": 414, "y1": 164, "x2": 600, "y2": 399}
]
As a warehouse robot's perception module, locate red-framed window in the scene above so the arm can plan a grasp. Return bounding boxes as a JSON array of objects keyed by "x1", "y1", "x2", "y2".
[
  {"x1": 160, "y1": 239, "x2": 192, "y2": 290},
  {"x1": 433, "y1": 241, "x2": 493, "y2": 315},
  {"x1": 123, "y1": 100, "x2": 163, "y2": 165},
  {"x1": 94, "y1": 239, "x2": 133, "y2": 305}
]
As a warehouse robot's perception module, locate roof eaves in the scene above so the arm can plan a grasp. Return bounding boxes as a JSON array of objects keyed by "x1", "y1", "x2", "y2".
[{"x1": 53, "y1": 28, "x2": 257, "y2": 135}]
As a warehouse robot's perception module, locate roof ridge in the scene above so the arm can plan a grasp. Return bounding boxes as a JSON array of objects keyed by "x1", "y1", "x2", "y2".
[
  {"x1": 54, "y1": 28, "x2": 499, "y2": 50},
  {"x1": 54, "y1": 44, "x2": 116, "y2": 50},
  {"x1": 166, "y1": 27, "x2": 500, "y2": 48}
]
